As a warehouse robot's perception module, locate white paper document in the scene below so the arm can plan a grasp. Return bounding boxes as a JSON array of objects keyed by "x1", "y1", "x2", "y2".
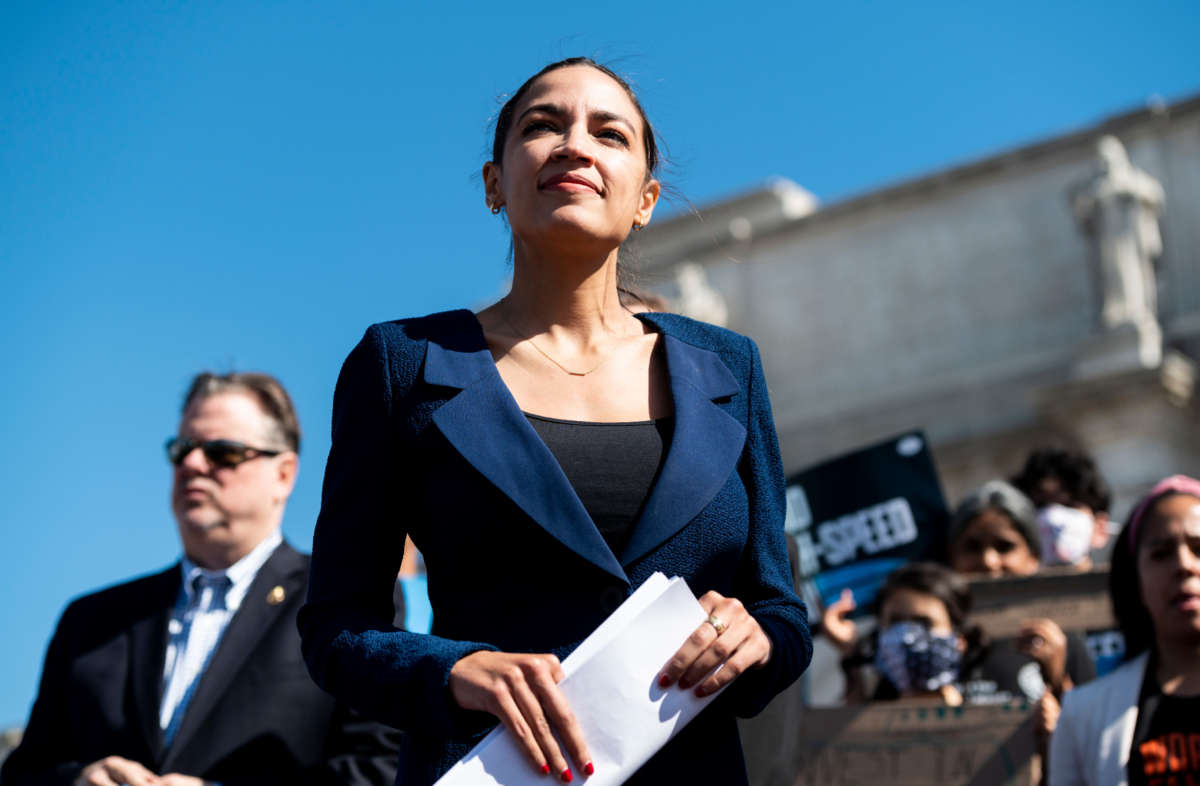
[{"x1": 435, "y1": 573, "x2": 718, "y2": 786}]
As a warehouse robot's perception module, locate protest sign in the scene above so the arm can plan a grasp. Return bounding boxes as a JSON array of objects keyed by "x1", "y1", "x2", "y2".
[
  {"x1": 967, "y1": 567, "x2": 1113, "y2": 639},
  {"x1": 741, "y1": 682, "x2": 1037, "y2": 786},
  {"x1": 968, "y1": 567, "x2": 1125, "y2": 676},
  {"x1": 784, "y1": 431, "x2": 949, "y2": 618}
]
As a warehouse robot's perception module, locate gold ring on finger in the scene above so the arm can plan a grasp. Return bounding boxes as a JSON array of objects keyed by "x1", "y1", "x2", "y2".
[{"x1": 705, "y1": 614, "x2": 727, "y2": 635}]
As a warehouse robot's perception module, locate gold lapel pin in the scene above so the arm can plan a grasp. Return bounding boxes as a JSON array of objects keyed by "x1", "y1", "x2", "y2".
[{"x1": 266, "y1": 585, "x2": 286, "y2": 605}]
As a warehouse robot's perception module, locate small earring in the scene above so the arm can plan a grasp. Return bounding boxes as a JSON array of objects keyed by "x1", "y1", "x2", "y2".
[
  {"x1": 632, "y1": 222, "x2": 643, "y2": 231},
  {"x1": 490, "y1": 203, "x2": 502, "y2": 215}
]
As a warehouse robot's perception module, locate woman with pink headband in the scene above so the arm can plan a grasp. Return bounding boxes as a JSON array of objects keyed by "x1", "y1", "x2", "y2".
[{"x1": 1050, "y1": 475, "x2": 1200, "y2": 785}]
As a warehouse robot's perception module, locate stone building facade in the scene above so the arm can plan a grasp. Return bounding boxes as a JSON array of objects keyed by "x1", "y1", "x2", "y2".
[{"x1": 631, "y1": 93, "x2": 1200, "y2": 519}]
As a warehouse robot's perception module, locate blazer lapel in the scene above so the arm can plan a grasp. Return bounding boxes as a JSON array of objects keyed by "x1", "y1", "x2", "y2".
[
  {"x1": 160, "y1": 543, "x2": 304, "y2": 767},
  {"x1": 620, "y1": 327, "x2": 747, "y2": 566},
  {"x1": 424, "y1": 312, "x2": 629, "y2": 585},
  {"x1": 128, "y1": 567, "x2": 177, "y2": 761}
]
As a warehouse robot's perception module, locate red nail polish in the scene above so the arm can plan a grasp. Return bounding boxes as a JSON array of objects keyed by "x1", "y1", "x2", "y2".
[
  {"x1": 541, "y1": 763, "x2": 551, "y2": 775},
  {"x1": 561, "y1": 767, "x2": 573, "y2": 782},
  {"x1": 658, "y1": 673, "x2": 670, "y2": 687},
  {"x1": 584, "y1": 761, "x2": 595, "y2": 776}
]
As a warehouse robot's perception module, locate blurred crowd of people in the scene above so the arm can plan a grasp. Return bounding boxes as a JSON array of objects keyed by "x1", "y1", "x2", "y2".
[
  {"x1": 1, "y1": 374, "x2": 1196, "y2": 786},
  {"x1": 816, "y1": 446, "x2": 1200, "y2": 785}
]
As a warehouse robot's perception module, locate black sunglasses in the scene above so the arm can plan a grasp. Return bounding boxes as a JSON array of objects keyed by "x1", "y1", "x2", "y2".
[{"x1": 165, "y1": 437, "x2": 283, "y2": 469}]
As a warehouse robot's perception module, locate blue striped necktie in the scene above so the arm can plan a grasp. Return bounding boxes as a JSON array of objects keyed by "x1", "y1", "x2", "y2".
[{"x1": 161, "y1": 573, "x2": 233, "y2": 748}]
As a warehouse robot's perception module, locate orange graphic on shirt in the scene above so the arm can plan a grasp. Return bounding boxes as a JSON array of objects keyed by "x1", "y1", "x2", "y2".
[{"x1": 1139, "y1": 732, "x2": 1200, "y2": 784}]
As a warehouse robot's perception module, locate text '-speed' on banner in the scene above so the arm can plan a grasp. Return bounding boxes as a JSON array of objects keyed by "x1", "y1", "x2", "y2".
[{"x1": 784, "y1": 431, "x2": 950, "y2": 621}]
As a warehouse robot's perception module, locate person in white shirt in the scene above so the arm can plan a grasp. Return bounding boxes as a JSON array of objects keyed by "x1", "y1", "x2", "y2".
[{"x1": 1050, "y1": 475, "x2": 1200, "y2": 786}]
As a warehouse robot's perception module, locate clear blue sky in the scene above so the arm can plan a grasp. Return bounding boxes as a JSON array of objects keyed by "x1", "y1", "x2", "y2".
[{"x1": 2, "y1": 0, "x2": 1197, "y2": 726}]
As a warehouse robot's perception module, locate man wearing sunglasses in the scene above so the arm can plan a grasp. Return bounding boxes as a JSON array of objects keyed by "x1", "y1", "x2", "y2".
[{"x1": 2, "y1": 372, "x2": 399, "y2": 786}]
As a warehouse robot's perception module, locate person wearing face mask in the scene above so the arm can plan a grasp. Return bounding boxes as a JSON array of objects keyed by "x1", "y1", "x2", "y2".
[
  {"x1": 1050, "y1": 475, "x2": 1200, "y2": 786},
  {"x1": 830, "y1": 563, "x2": 985, "y2": 706},
  {"x1": 822, "y1": 482, "x2": 1048, "y2": 661},
  {"x1": 945, "y1": 481, "x2": 1095, "y2": 695},
  {"x1": 940, "y1": 481, "x2": 1097, "y2": 752},
  {"x1": 1011, "y1": 447, "x2": 1113, "y2": 570},
  {"x1": 827, "y1": 480, "x2": 1093, "y2": 693}
]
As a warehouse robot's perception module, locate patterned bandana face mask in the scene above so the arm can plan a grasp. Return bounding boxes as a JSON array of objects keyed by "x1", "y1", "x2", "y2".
[{"x1": 874, "y1": 621, "x2": 962, "y2": 694}]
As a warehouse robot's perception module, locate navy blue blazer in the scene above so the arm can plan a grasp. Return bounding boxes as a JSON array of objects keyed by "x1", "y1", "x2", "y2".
[{"x1": 299, "y1": 309, "x2": 812, "y2": 785}]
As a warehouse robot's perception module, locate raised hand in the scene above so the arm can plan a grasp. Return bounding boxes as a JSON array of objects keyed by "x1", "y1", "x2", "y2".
[{"x1": 821, "y1": 588, "x2": 859, "y2": 656}]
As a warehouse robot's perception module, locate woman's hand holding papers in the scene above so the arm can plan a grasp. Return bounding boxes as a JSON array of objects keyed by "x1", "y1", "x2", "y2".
[
  {"x1": 658, "y1": 591, "x2": 773, "y2": 697},
  {"x1": 449, "y1": 651, "x2": 593, "y2": 781}
]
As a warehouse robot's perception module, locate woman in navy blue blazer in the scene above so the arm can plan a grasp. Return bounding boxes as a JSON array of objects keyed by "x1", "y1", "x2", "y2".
[{"x1": 299, "y1": 58, "x2": 812, "y2": 786}]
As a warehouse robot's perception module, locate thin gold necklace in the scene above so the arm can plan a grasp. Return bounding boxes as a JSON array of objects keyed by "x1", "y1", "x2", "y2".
[{"x1": 499, "y1": 304, "x2": 627, "y2": 377}]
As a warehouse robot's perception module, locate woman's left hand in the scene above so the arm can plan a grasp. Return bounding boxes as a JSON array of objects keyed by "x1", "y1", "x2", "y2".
[{"x1": 658, "y1": 591, "x2": 772, "y2": 697}]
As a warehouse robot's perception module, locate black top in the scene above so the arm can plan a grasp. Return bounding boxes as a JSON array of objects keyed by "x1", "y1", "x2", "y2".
[
  {"x1": 1127, "y1": 666, "x2": 1200, "y2": 785},
  {"x1": 526, "y1": 413, "x2": 674, "y2": 555}
]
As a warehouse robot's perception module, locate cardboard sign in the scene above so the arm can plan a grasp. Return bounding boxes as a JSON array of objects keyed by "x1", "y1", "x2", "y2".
[
  {"x1": 784, "y1": 431, "x2": 949, "y2": 618},
  {"x1": 967, "y1": 568, "x2": 1114, "y2": 639},
  {"x1": 741, "y1": 682, "x2": 1037, "y2": 786},
  {"x1": 968, "y1": 567, "x2": 1126, "y2": 676}
]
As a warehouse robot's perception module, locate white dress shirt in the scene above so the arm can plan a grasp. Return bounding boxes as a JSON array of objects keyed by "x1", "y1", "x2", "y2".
[{"x1": 159, "y1": 530, "x2": 283, "y2": 747}]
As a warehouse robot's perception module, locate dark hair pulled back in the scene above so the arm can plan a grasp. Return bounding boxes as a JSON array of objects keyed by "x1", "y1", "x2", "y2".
[
  {"x1": 490, "y1": 58, "x2": 665, "y2": 307},
  {"x1": 490, "y1": 57, "x2": 660, "y2": 180}
]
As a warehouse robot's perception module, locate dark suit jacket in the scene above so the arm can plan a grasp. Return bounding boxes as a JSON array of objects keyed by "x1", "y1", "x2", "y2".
[
  {"x1": 1, "y1": 542, "x2": 400, "y2": 786},
  {"x1": 299, "y1": 310, "x2": 813, "y2": 786}
]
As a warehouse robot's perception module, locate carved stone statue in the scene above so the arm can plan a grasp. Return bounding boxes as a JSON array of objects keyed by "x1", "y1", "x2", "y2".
[
  {"x1": 674, "y1": 263, "x2": 728, "y2": 327},
  {"x1": 1071, "y1": 136, "x2": 1165, "y2": 366}
]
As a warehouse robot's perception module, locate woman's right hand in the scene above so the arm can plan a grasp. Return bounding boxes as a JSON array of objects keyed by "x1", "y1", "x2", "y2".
[
  {"x1": 821, "y1": 588, "x2": 859, "y2": 656},
  {"x1": 449, "y1": 650, "x2": 592, "y2": 782}
]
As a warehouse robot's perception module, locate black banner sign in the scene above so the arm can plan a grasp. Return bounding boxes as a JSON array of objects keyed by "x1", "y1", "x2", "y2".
[{"x1": 784, "y1": 431, "x2": 949, "y2": 618}]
